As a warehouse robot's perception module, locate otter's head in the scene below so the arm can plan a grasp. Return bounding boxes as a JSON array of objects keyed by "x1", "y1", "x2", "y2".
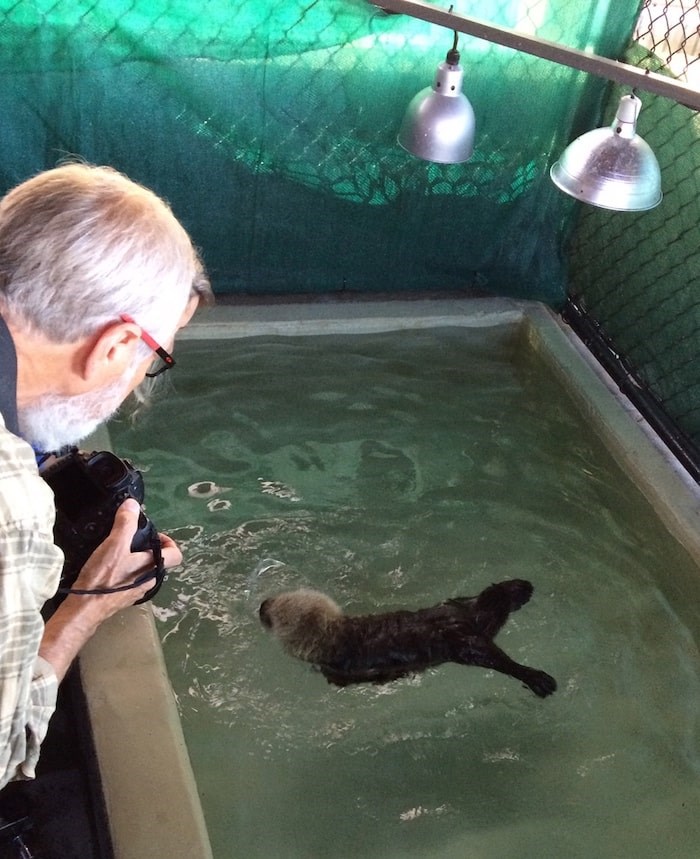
[{"x1": 259, "y1": 589, "x2": 343, "y2": 662}]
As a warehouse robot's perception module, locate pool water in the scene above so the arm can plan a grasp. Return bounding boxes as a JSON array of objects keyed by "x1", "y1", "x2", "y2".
[{"x1": 109, "y1": 327, "x2": 700, "y2": 859}]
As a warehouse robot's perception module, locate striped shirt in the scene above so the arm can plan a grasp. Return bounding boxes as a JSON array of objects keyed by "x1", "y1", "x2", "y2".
[{"x1": 0, "y1": 414, "x2": 61, "y2": 788}]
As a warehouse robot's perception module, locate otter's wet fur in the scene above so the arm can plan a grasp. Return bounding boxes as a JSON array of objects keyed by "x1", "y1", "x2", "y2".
[{"x1": 259, "y1": 579, "x2": 556, "y2": 697}]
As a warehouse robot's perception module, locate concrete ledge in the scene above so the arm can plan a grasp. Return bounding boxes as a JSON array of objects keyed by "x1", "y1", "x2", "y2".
[
  {"x1": 76, "y1": 425, "x2": 212, "y2": 859},
  {"x1": 180, "y1": 296, "x2": 525, "y2": 339},
  {"x1": 523, "y1": 303, "x2": 700, "y2": 569},
  {"x1": 79, "y1": 607, "x2": 212, "y2": 859}
]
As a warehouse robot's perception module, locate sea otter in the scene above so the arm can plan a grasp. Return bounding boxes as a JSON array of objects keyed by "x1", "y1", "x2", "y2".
[{"x1": 259, "y1": 579, "x2": 556, "y2": 697}]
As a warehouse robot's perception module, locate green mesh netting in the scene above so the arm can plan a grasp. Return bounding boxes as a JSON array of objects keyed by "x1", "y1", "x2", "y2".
[{"x1": 0, "y1": 0, "x2": 641, "y2": 301}]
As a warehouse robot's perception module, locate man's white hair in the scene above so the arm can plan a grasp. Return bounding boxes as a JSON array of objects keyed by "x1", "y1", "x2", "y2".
[{"x1": 0, "y1": 162, "x2": 211, "y2": 351}]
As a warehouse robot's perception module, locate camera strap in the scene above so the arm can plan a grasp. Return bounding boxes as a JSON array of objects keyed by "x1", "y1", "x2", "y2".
[
  {"x1": 134, "y1": 531, "x2": 167, "y2": 605},
  {"x1": 0, "y1": 315, "x2": 20, "y2": 437},
  {"x1": 58, "y1": 530, "x2": 167, "y2": 602}
]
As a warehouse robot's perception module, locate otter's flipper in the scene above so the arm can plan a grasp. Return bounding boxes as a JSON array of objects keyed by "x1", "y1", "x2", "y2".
[{"x1": 455, "y1": 640, "x2": 557, "y2": 698}]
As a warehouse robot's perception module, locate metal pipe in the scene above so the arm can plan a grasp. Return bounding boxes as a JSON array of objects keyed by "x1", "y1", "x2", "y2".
[{"x1": 370, "y1": 0, "x2": 700, "y2": 111}]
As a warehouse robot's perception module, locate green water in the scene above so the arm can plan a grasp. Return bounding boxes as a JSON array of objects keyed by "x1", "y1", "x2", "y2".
[{"x1": 109, "y1": 327, "x2": 700, "y2": 859}]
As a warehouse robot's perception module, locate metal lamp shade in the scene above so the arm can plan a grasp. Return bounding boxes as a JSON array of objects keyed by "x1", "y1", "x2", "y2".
[
  {"x1": 550, "y1": 94, "x2": 662, "y2": 212},
  {"x1": 398, "y1": 60, "x2": 475, "y2": 164}
]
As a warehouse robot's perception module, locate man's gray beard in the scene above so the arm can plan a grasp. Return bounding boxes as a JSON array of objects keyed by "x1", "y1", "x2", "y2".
[{"x1": 18, "y1": 377, "x2": 130, "y2": 452}]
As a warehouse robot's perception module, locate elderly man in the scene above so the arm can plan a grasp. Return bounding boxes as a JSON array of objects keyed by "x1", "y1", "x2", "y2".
[{"x1": 0, "y1": 163, "x2": 213, "y2": 789}]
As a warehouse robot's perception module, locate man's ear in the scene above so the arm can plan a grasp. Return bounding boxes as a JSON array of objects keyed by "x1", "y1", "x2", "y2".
[{"x1": 81, "y1": 320, "x2": 141, "y2": 385}]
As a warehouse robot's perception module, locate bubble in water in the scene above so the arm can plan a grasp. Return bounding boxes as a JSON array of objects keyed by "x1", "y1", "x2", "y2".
[
  {"x1": 188, "y1": 480, "x2": 231, "y2": 498},
  {"x1": 244, "y1": 557, "x2": 288, "y2": 603},
  {"x1": 253, "y1": 558, "x2": 287, "y2": 577}
]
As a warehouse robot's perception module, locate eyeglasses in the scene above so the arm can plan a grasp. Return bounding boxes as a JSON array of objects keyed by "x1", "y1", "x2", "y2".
[{"x1": 120, "y1": 314, "x2": 176, "y2": 377}]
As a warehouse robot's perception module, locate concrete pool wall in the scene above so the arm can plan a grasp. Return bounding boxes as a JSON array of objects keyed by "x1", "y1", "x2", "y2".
[{"x1": 77, "y1": 297, "x2": 700, "y2": 858}]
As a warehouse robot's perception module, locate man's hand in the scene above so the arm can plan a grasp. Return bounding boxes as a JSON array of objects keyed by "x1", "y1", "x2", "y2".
[
  {"x1": 39, "y1": 498, "x2": 182, "y2": 682},
  {"x1": 70, "y1": 497, "x2": 182, "y2": 600}
]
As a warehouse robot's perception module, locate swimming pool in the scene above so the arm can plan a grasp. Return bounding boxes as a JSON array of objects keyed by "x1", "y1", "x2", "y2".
[{"x1": 105, "y1": 298, "x2": 700, "y2": 859}]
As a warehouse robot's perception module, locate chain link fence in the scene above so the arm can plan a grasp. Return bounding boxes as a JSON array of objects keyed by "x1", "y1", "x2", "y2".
[{"x1": 566, "y1": 0, "x2": 700, "y2": 477}]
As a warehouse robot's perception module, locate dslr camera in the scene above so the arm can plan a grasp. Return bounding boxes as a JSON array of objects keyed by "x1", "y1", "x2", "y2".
[{"x1": 41, "y1": 448, "x2": 165, "y2": 605}]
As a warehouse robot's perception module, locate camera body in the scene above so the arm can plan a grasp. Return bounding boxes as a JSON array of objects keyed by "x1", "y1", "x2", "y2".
[{"x1": 41, "y1": 448, "x2": 164, "y2": 604}]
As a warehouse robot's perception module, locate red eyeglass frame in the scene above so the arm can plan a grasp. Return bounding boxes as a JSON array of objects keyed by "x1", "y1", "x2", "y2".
[{"x1": 120, "y1": 314, "x2": 176, "y2": 377}]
